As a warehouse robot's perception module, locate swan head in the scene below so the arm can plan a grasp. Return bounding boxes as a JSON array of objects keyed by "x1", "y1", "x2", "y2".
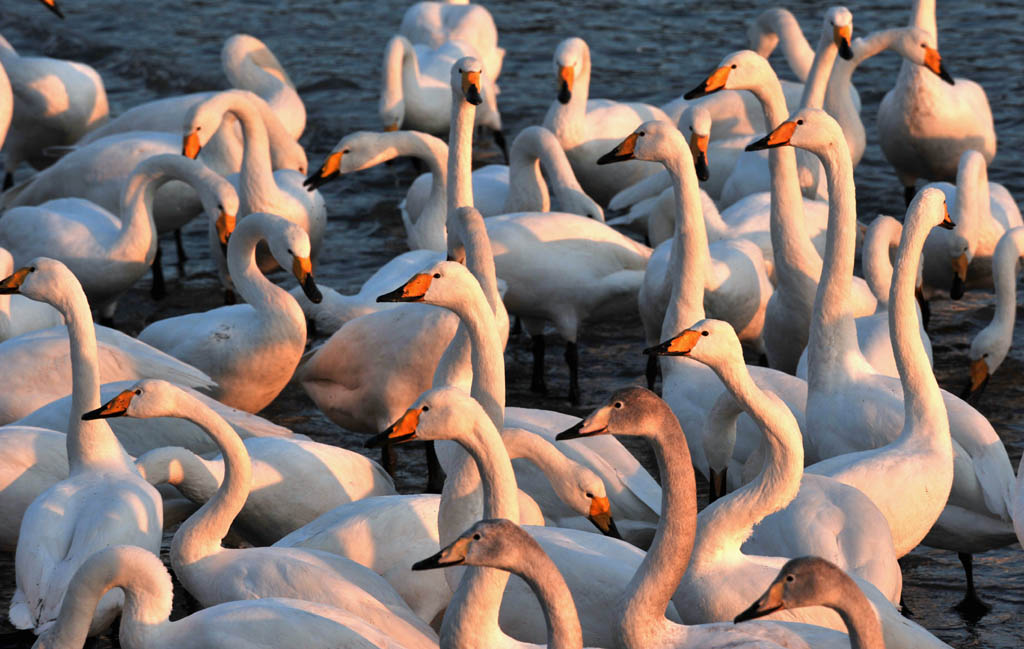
[
  {"x1": 683, "y1": 50, "x2": 770, "y2": 99},
  {"x1": 823, "y1": 6, "x2": 854, "y2": 60},
  {"x1": 0, "y1": 257, "x2": 76, "y2": 307},
  {"x1": 966, "y1": 330, "x2": 1000, "y2": 399},
  {"x1": 268, "y1": 218, "x2": 321, "y2": 304},
  {"x1": 552, "y1": 37, "x2": 588, "y2": 104},
  {"x1": 412, "y1": 518, "x2": 541, "y2": 572},
  {"x1": 36, "y1": 0, "x2": 63, "y2": 18},
  {"x1": 375, "y1": 260, "x2": 477, "y2": 308},
  {"x1": 304, "y1": 131, "x2": 413, "y2": 190},
  {"x1": 744, "y1": 107, "x2": 844, "y2": 159},
  {"x1": 597, "y1": 120, "x2": 687, "y2": 168},
  {"x1": 557, "y1": 386, "x2": 670, "y2": 443},
  {"x1": 81, "y1": 379, "x2": 181, "y2": 420},
  {"x1": 365, "y1": 385, "x2": 488, "y2": 448},
  {"x1": 451, "y1": 56, "x2": 485, "y2": 107},
  {"x1": 644, "y1": 319, "x2": 743, "y2": 372},
  {"x1": 735, "y1": 556, "x2": 849, "y2": 623},
  {"x1": 887, "y1": 28, "x2": 954, "y2": 84},
  {"x1": 181, "y1": 90, "x2": 253, "y2": 159},
  {"x1": 680, "y1": 106, "x2": 711, "y2": 181}
]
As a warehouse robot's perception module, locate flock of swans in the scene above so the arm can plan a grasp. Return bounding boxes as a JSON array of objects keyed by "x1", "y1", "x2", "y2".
[{"x1": 0, "y1": 0, "x2": 1021, "y2": 647}]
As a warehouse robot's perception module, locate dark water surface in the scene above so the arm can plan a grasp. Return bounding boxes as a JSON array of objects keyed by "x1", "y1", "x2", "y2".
[{"x1": 1, "y1": 0, "x2": 1023, "y2": 647}]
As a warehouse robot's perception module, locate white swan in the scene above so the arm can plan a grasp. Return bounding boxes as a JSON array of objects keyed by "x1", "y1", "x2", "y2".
[
  {"x1": 0, "y1": 34, "x2": 108, "y2": 187},
  {"x1": 6, "y1": 259, "x2": 162, "y2": 636},
  {"x1": 964, "y1": 226, "x2": 1024, "y2": 398},
  {"x1": 400, "y1": 0, "x2": 504, "y2": 82},
  {"x1": 87, "y1": 378, "x2": 441, "y2": 649},
  {"x1": 0, "y1": 426, "x2": 68, "y2": 551},
  {"x1": 877, "y1": 0, "x2": 996, "y2": 203},
  {"x1": 758, "y1": 109, "x2": 1015, "y2": 608},
  {"x1": 599, "y1": 120, "x2": 772, "y2": 364},
  {"x1": 0, "y1": 246, "x2": 63, "y2": 341},
  {"x1": 379, "y1": 34, "x2": 501, "y2": 135},
  {"x1": 920, "y1": 149, "x2": 1023, "y2": 299},
  {"x1": 0, "y1": 153, "x2": 238, "y2": 318},
  {"x1": 542, "y1": 36, "x2": 668, "y2": 204},
  {"x1": 139, "y1": 212, "x2": 321, "y2": 413},
  {"x1": 32, "y1": 545, "x2": 421, "y2": 649}
]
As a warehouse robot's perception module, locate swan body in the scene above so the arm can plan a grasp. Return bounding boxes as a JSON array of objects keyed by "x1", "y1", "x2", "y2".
[
  {"x1": 0, "y1": 154, "x2": 238, "y2": 313},
  {"x1": 400, "y1": 0, "x2": 504, "y2": 81},
  {"x1": 877, "y1": 0, "x2": 996, "y2": 195},
  {"x1": 542, "y1": 37, "x2": 668, "y2": 204},
  {"x1": 0, "y1": 34, "x2": 108, "y2": 182},
  {"x1": 6, "y1": 259, "x2": 162, "y2": 636},
  {"x1": 0, "y1": 426, "x2": 68, "y2": 551},
  {"x1": 139, "y1": 213, "x2": 321, "y2": 413},
  {"x1": 0, "y1": 246, "x2": 63, "y2": 341}
]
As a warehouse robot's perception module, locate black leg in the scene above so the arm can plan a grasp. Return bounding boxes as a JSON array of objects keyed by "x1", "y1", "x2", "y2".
[
  {"x1": 174, "y1": 229, "x2": 187, "y2": 263},
  {"x1": 565, "y1": 341, "x2": 580, "y2": 405},
  {"x1": 530, "y1": 334, "x2": 547, "y2": 394},
  {"x1": 150, "y1": 243, "x2": 166, "y2": 300},
  {"x1": 645, "y1": 353, "x2": 659, "y2": 390},
  {"x1": 511, "y1": 315, "x2": 522, "y2": 336},
  {"x1": 904, "y1": 184, "x2": 916, "y2": 207},
  {"x1": 224, "y1": 289, "x2": 236, "y2": 305},
  {"x1": 425, "y1": 442, "x2": 445, "y2": 494},
  {"x1": 493, "y1": 129, "x2": 509, "y2": 164},
  {"x1": 954, "y1": 552, "x2": 991, "y2": 619},
  {"x1": 2, "y1": 171, "x2": 12, "y2": 191},
  {"x1": 380, "y1": 443, "x2": 397, "y2": 479}
]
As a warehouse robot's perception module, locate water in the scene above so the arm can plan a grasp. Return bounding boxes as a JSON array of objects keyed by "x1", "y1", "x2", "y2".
[{"x1": 0, "y1": 0, "x2": 1022, "y2": 647}]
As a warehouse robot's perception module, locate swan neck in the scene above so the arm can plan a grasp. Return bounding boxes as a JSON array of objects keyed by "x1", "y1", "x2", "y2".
[
  {"x1": 381, "y1": 36, "x2": 418, "y2": 120},
  {"x1": 501, "y1": 428, "x2": 574, "y2": 495},
  {"x1": 800, "y1": 30, "x2": 839, "y2": 110},
  {"x1": 515, "y1": 543, "x2": 584, "y2": 649},
  {"x1": 447, "y1": 89, "x2": 475, "y2": 243},
  {"x1": 823, "y1": 568, "x2": 886, "y2": 649},
  {"x1": 755, "y1": 9, "x2": 814, "y2": 81},
  {"x1": 225, "y1": 214, "x2": 294, "y2": 315},
  {"x1": 135, "y1": 446, "x2": 221, "y2": 504},
  {"x1": 661, "y1": 144, "x2": 707, "y2": 339},
  {"x1": 990, "y1": 229, "x2": 1024, "y2": 330},
  {"x1": 910, "y1": 0, "x2": 937, "y2": 39},
  {"x1": 955, "y1": 154, "x2": 991, "y2": 238},
  {"x1": 226, "y1": 95, "x2": 277, "y2": 209},
  {"x1": 506, "y1": 144, "x2": 549, "y2": 213},
  {"x1": 862, "y1": 216, "x2": 902, "y2": 308}
]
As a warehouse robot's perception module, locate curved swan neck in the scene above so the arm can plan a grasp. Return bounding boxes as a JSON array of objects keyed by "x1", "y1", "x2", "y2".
[
  {"x1": 225, "y1": 213, "x2": 295, "y2": 315},
  {"x1": 46, "y1": 548, "x2": 172, "y2": 649},
  {"x1": 447, "y1": 82, "x2": 475, "y2": 248},
  {"x1": 381, "y1": 36, "x2": 420, "y2": 118},
  {"x1": 501, "y1": 428, "x2": 579, "y2": 503},
  {"x1": 622, "y1": 407, "x2": 697, "y2": 633},
  {"x1": 750, "y1": 8, "x2": 814, "y2": 81},
  {"x1": 135, "y1": 446, "x2": 222, "y2": 504},
  {"x1": 401, "y1": 132, "x2": 450, "y2": 244},
  {"x1": 909, "y1": 0, "x2": 937, "y2": 39},
  {"x1": 954, "y1": 152, "x2": 992, "y2": 240},
  {"x1": 815, "y1": 564, "x2": 886, "y2": 649},
  {"x1": 704, "y1": 392, "x2": 743, "y2": 473},
  {"x1": 661, "y1": 134, "x2": 708, "y2": 338},
  {"x1": 989, "y1": 228, "x2": 1024, "y2": 336},
  {"x1": 221, "y1": 37, "x2": 304, "y2": 139},
  {"x1": 862, "y1": 216, "x2": 902, "y2": 308},
  {"x1": 506, "y1": 126, "x2": 586, "y2": 214},
  {"x1": 509, "y1": 535, "x2": 584, "y2": 649},
  {"x1": 170, "y1": 389, "x2": 254, "y2": 566},
  {"x1": 217, "y1": 92, "x2": 277, "y2": 211},
  {"x1": 806, "y1": 132, "x2": 863, "y2": 386},
  {"x1": 800, "y1": 25, "x2": 841, "y2": 110}
]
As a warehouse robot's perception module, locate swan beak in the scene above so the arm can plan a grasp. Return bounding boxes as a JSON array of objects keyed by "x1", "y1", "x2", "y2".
[
  {"x1": 292, "y1": 256, "x2": 322, "y2": 304},
  {"x1": 833, "y1": 24, "x2": 854, "y2": 60},
  {"x1": 0, "y1": 267, "x2": 31, "y2": 294},
  {"x1": 923, "y1": 46, "x2": 955, "y2": 85},
  {"x1": 734, "y1": 581, "x2": 786, "y2": 623},
  {"x1": 215, "y1": 211, "x2": 236, "y2": 255},
  {"x1": 745, "y1": 121, "x2": 797, "y2": 152},
  {"x1": 365, "y1": 407, "x2": 422, "y2": 448},
  {"x1": 950, "y1": 253, "x2": 968, "y2": 299},
  {"x1": 182, "y1": 132, "x2": 202, "y2": 160},
  {"x1": 597, "y1": 133, "x2": 639, "y2": 165},
  {"x1": 412, "y1": 536, "x2": 471, "y2": 571},
  {"x1": 588, "y1": 496, "x2": 621, "y2": 538},
  {"x1": 938, "y1": 203, "x2": 956, "y2": 230},
  {"x1": 557, "y1": 65, "x2": 574, "y2": 104},
  {"x1": 964, "y1": 357, "x2": 990, "y2": 398},
  {"x1": 82, "y1": 389, "x2": 136, "y2": 421},
  {"x1": 690, "y1": 133, "x2": 710, "y2": 182},
  {"x1": 708, "y1": 467, "x2": 728, "y2": 503},
  {"x1": 377, "y1": 272, "x2": 432, "y2": 303},
  {"x1": 684, "y1": 65, "x2": 731, "y2": 100},
  {"x1": 384, "y1": 122, "x2": 400, "y2": 132},
  {"x1": 304, "y1": 151, "x2": 342, "y2": 191},
  {"x1": 462, "y1": 70, "x2": 483, "y2": 106},
  {"x1": 557, "y1": 407, "x2": 611, "y2": 440},
  {"x1": 643, "y1": 328, "x2": 705, "y2": 356},
  {"x1": 37, "y1": 0, "x2": 64, "y2": 18}
]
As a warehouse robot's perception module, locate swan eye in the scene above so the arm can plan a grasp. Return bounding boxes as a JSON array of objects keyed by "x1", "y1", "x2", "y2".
[
  {"x1": 585, "y1": 492, "x2": 594, "y2": 499},
  {"x1": 196, "y1": 126, "x2": 202, "y2": 131},
  {"x1": 701, "y1": 331, "x2": 709, "y2": 336},
  {"x1": 343, "y1": 149, "x2": 350, "y2": 154},
  {"x1": 473, "y1": 533, "x2": 481, "y2": 540},
  {"x1": 613, "y1": 401, "x2": 623, "y2": 409},
  {"x1": 134, "y1": 389, "x2": 141, "y2": 395},
  {"x1": 28, "y1": 266, "x2": 36, "y2": 272},
  {"x1": 688, "y1": 126, "x2": 693, "y2": 132},
  {"x1": 983, "y1": 353, "x2": 988, "y2": 358},
  {"x1": 638, "y1": 131, "x2": 645, "y2": 137},
  {"x1": 433, "y1": 273, "x2": 441, "y2": 278},
  {"x1": 421, "y1": 405, "x2": 430, "y2": 412},
  {"x1": 785, "y1": 574, "x2": 795, "y2": 582},
  {"x1": 730, "y1": 64, "x2": 737, "y2": 69}
]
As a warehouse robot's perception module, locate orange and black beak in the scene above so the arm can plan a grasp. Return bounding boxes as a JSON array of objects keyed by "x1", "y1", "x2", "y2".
[
  {"x1": 950, "y1": 252, "x2": 968, "y2": 300},
  {"x1": 412, "y1": 536, "x2": 471, "y2": 571},
  {"x1": 292, "y1": 256, "x2": 322, "y2": 304},
  {"x1": 691, "y1": 132, "x2": 710, "y2": 182},
  {"x1": 937, "y1": 202, "x2": 955, "y2": 230},
  {"x1": 462, "y1": 69, "x2": 483, "y2": 106},
  {"x1": 182, "y1": 131, "x2": 202, "y2": 159},
  {"x1": 365, "y1": 407, "x2": 422, "y2": 448},
  {"x1": 745, "y1": 121, "x2": 797, "y2": 152},
  {"x1": 833, "y1": 24, "x2": 854, "y2": 60},
  {"x1": 962, "y1": 357, "x2": 990, "y2": 400},
  {"x1": 37, "y1": 0, "x2": 63, "y2": 18},
  {"x1": 588, "y1": 496, "x2": 621, "y2": 538},
  {"x1": 215, "y1": 211, "x2": 236, "y2": 256},
  {"x1": 557, "y1": 65, "x2": 574, "y2": 104},
  {"x1": 377, "y1": 272, "x2": 433, "y2": 303},
  {"x1": 923, "y1": 46, "x2": 954, "y2": 85},
  {"x1": 735, "y1": 581, "x2": 786, "y2": 623},
  {"x1": 82, "y1": 389, "x2": 136, "y2": 420},
  {"x1": 304, "y1": 151, "x2": 342, "y2": 191},
  {"x1": 684, "y1": 65, "x2": 731, "y2": 100},
  {"x1": 643, "y1": 328, "x2": 707, "y2": 356},
  {"x1": 597, "y1": 132, "x2": 639, "y2": 165},
  {"x1": 0, "y1": 267, "x2": 31, "y2": 294}
]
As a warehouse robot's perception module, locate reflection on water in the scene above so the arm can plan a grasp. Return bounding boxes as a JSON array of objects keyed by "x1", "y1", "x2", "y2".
[{"x1": 0, "y1": 1, "x2": 1022, "y2": 647}]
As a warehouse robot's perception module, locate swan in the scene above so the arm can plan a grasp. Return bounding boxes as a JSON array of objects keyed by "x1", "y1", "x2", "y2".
[
  {"x1": 877, "y1": 0, "x2": 996, "y2": 204},
  {"x1": 0, "y1": 426, "x2": 68, "y2": 551},
  {"x1": 6, "y1": 259, "x2": 162, "y2": 636},
  {"x1": 964, "y1": 226, "x2": 1024, "y2": 398},
  {"x1": 138, "y1": 212, "x2": 322, "y2": 413},
  {"x1": 599, "y1": 120, "x2": 772, "y2": 369},
  {"x1": 0, "y1": 153, "x2": 238, "y2": 318},
  {"x1": 0, "y1": 261, "x2": 214, "y2": 426},
  {"x1": 379, "y1": 34, "x2": 501, "y2": 136},
  {"x1": 0, "y1": 34, "x2": 108, "y2": 188},
  {"x1": 697, "y1": 385, "x2": 901, "y2": 603},
  {"x1": 401, "y1": 125, "x2": 604, "y2": 222},
  {"x1": 86, "y1": 379, "x2": 440, "y2": 649},
  {"x1": 687, "y1": 50, "x2": 876, "y2": 373},
  {"x1": 753, "y1": 110, "x2": 1016, "y2": 610},
  {"x1": 796, "y1": 214, "x2": 933, "y2": 379},
  {"x1": 736, "y1": 557, "x2": 888, "y2": 649},
  {"x1": 557, "y1": 387, "x2": 857, "y2": 649},
  {"x1": 32, "y1": 545, "x2": 423, "y2": 649},
  {"x1": 181, "y1": 90, "x2": 326, "y2": 279},
  {"x1": 399, "y1": 0, "x2": 504, "y2": 81},
  {"x1": 136, "y1": 436, "x2": 395, "y2": 546},
  {"x1": 646, "y1": 321, "x2": 952, "y2": 649},
  {"x1": 0, "y1": 246, "x2": 63, "y2": 341},
  {"x1": 920, "y1": 149, "x2": 1023, "y2": 299},
  {"x1": 542, "y1": 36, "x2": 668, "y2": 204}
]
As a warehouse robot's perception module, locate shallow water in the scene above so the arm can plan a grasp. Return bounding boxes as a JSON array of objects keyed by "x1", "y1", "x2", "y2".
[{"x1": 0, "y1": 0, "x2": 1022, "y2": 647}]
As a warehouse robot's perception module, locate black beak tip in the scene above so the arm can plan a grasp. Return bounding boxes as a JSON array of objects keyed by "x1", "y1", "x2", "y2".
[
  {"x1": 364, "y1": 432, "x2": 388, "y2": 449},
  {"x1": 950, "y1": 274, "x2": 965, "y2": 300},
  {"x1": 695, "y1": 155, "x2": 710, "y2": 182},
  {"x1": 745, "y1": 135, "x2": 773, "y2": 152},
  {"x1": 838, "y1": 39, "x2": 854, "y2": 60},
  {"x1": 557, "y1": 82, "x2": 572, "y2": 104},
  {"x1": 43, "y1": 0, "x2": 64, "y2": 18},
  {"x1": 302, "y1": 276, "x2": 323, "y2": 304},
  {"x1": 601, "y1": 517, "x2": 622, "y2": 540},
  {"x1": 939, "y1": 67, "x2": 955, "y2": 85},
  {"x1": 81, "y1": 407, "x2": 118, "y2": 421},
  {"x1": 411, "y1": 553, "x2": 441, "y2": 571},
  {"x1": 466, "y1": 87, "x2": 483, "y2": 106},
  {"x1": 555, "y1": 421, "x2": 585, "y2": 441},
  {"x1": 683, "y1": 84, "x2": 708, "y2": 100}
]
